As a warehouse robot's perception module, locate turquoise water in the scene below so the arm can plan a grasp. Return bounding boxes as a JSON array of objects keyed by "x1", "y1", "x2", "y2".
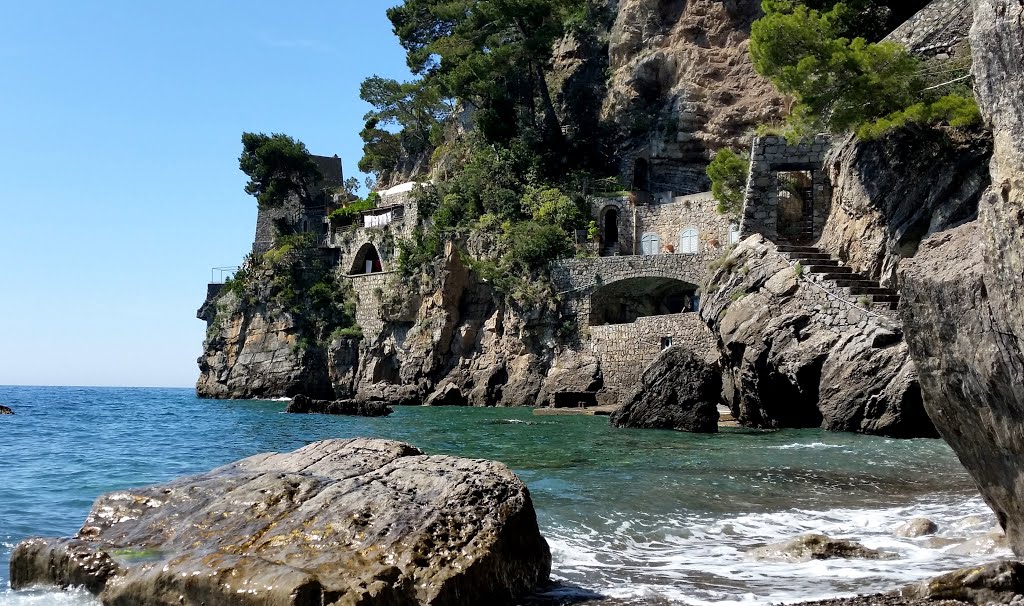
[{"x1": 0, "y1": 386, "x2": 1009, "y2": 605}]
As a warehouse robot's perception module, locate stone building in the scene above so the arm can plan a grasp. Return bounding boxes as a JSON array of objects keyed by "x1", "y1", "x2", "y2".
[{"x1": 251, "y1": 154, "x2": 344, "y2": 255}]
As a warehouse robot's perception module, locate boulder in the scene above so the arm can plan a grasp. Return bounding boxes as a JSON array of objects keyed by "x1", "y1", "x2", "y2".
[
  {"x1": 747, "y1": 534, "x2": 898, "y2": 562},
  {"x1": 0, "y1": 405, "x2": 12, "y2": 415},
  {"x1": 423, "y1": 381, "x2": 468, "y2": 407},
  {"x1": 894, "y1": 517, "x2": 939, "y2": 538},
  {"x1": 10, "y1": 438, "x2": 551, "y2": 606},
  {"x1": 284, "y1": 394, "x2": 392, "y2": 417},
  {"x1": 609, "y1": 347, "x2": 720, "y2": 433},
  {"x1": 898, "y1": 561, "x2": 1024, "y2": 604}
]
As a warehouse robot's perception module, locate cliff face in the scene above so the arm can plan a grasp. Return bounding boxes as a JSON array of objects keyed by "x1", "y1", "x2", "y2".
[
  {"x1": 819, "y1": 127, "x2": 991, "y2": 287},
  {"x1": 700, "y1": 236, "x2": 933, "y2": 437},
  {"x1": 899, "y1": 0, "x2": 1024, "y2": 555},
  {"x1": 552, "y1": 0, "x2": 785, "y2": 192},
  {"x1": 197, "y1": 291, "x2": 335, "y2": 400}
]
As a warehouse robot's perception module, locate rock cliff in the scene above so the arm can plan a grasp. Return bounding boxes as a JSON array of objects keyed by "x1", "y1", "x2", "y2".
[
  {"x1": 552, "y1": 0, "x2": 785, "y2": 192},
  {"x1": 701, "y1": 236, "x2": 934, "y2": 437},
  {"x1": 898, "y1": 0, "x2": 1024, "y2": 556},
  {"x1": 819, "y1": 127, "x2": 991, "y2": 287}
]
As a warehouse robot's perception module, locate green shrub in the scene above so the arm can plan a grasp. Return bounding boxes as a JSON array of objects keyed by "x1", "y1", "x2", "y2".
[
  {"x1": 503, "y1": 221, "x2": 574, "y2": 273},
  {"x1": 707, "y1": 149, "x2": 749, "y2": 217},
  {"x1": 856, "y1": 94, "x2": 981, "y2": 139}
]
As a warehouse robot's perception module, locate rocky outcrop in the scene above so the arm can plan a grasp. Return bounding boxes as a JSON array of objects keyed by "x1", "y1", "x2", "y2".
[
  {"x1": 898, "y1": 0, "x2": 1024, "y2": 556},
  {"x1": 609, "y1": 347, "x2": 720, "y2": 432},
  {"x1": 819, "y1": 126, "x2": 991, "y2": 288},
  {"x1": 701, "y1": 236, "x2": 934, "y2": 437},
  {"x1": 0, "y1": 405, "x2": 12, "y2": 415},
  {"x1": 284, "y1": 394, "x2": 392, "y2": 417},
  {"x1": 748, "y1": 534, "x2": 897, "y2": 562},
  {"x1": 899, "y1": 561, "x2": 1024, "y2": 604},
  {"x1": 11, "y1": 438, "x2": 551, "y2": 606},
  {"x1": 895, "y1": 518, "x2": 939, "y2": 538},
  {"x1": 196, "y1": 290, "x2": 335, "y2": 399}
]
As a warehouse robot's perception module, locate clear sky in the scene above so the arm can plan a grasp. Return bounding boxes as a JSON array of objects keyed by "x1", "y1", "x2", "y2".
[{"x1": 0, "y1": 1, "x2": 411, "y2": 388}]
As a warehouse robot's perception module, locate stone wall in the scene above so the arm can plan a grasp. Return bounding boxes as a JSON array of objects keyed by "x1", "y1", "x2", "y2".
[
  {"x1": 346, "y1": 272, "x2": 393, "y2": 340},
  {"x1": 325, "y1": 191, "x2": 420, "y2": 276},
  {"x1": 593, "y1": 192, "x2": 736, "y2": 256},
  {"x1": 885, "y1": 0, "x2": 972, "y2": 57},
  {"x1": 740, "y1": 135, "x2": 832, "y2": 243},
  {"x1": 590, "y1": 313, "x2": 715, "y2": 395}
]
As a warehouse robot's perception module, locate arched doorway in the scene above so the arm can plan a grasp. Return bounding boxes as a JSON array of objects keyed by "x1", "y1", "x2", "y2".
[
  {"x1": 602, "y1": 207, "x2": 619, "y2": 256},
  {"x1": 776, "y1": 170, "x2": 815, "y2": 243},
  {"x1": 351, "y1": 243, "x2": 383, "y2": 275}
]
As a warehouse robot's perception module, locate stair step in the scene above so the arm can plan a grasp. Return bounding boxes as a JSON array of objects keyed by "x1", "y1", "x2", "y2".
[
  {"x1": 870, "y1": 294, "x2": 901, "y2": 303},
  {"x1": 834, "y1": 278, "x2": 877, "y2": 288},
  {"x1": 848, "y1": 286, "x2": 896, "y2": 296},
  {"x1": 790, "y1": 253, "x2": 834, "y2": 262},
  {"x1": 805, "y1": 264, "x2": 847, "y2": 274},
  {"x1": 819, "y1": 272, "x2": 862, "y2": 281},
  {"x1": 777, "y1": 245, "x2": 821, "y2": 253}
]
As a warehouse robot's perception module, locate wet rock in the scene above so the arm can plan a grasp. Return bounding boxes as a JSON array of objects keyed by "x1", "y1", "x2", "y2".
[
  {"x1": 609, "y1": 347, "x2": 720, "y2": 433},
  {"x1": 895, "y1": 518, "x2": 939, "y2": 538},
  {"x1": 947, "y1": 528, "x2": 1010, "y2": 556},
  {"x1": 423, "y1": 381, "x2": 468, "y2": 407},
  {"x1": 0, "y1": 405, "x2": 13, "y2": 415},
  {"x1": 898, "y1": 0, "x2": 1024, "y2": 556},
  {"x1": 284, "y1": 394, "x2": 392, "y2": 417},
  {"x1": 10, "y1": 438, "x2": 551, "y2": 606},
  {"x1": 748, "y1": 534, "x2": 898, "y2": 562},
  {"x1": 898, "y1": 560, "x2": 1024, "y2": 604}
]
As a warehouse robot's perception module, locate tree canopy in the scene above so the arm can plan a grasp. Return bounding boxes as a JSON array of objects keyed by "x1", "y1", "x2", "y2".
[
  {"x1": 239, "y1": 133, "x2": 322, "y2": 208},
  {"x1": 707, "y1": 149, "x2": 750, "y2": 217},
  {"x1": 750, "y1": 0, "x2": 978, "y2": 137}
]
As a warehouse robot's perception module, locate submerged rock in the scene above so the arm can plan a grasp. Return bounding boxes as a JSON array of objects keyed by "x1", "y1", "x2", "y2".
[
  {"x1": 895, "y1": 517, "x2": 939, "y2": 538},
  {"x1": 10, "y1": 438, "x2": 551, "y2": 606},
  {"x1": 284, "y1": 394, "x2": 392, "y2": 417},
  {"x1": 609, "y1": 347, "x2": 720, "y2": 433},
  {"x1": 0, "y1": 405, "x2": 12, "y2": 415},
  {"x1": 898, "y1": 560, "x2": 1024, "y2": 604},
  {"x1": 748, "y1": 534, "x2": 898, "y2": 562}
]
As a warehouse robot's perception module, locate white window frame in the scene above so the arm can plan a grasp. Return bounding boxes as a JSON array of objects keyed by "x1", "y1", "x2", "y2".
[
  {"x1": 640, "y1": 232, "x2": 660, "y2": 256},
  {"x1": 679, "y1": 228, "x2": 699, "y2": 255},
  {"x1": 728, "y1": 223, "x2": 741, "y2": 245}
]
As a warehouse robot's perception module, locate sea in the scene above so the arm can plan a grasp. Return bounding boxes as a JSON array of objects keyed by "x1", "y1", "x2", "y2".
[{"x1": 0, "y1": 386, "x2": 1010, "y2": 605}]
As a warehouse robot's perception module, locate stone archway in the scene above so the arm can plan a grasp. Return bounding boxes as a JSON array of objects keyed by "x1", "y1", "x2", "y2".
[
  {"x1": 351, "y1": 242, "x2": 383, "y2": 275},
  {"x1": 589, "y1": 276, "x2": 699, "y2": 326}
]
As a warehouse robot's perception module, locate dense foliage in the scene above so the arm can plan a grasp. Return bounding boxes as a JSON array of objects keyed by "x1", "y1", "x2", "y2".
[
  {"x1": 707, "y1": 150, "x2": 750, "y2": 217},
  {"x1": 750, "y1": 0, "x2": 979, "y2": 138},
  {"x1": 239, "y1": 133, "x2": 323, "y2": 208}
]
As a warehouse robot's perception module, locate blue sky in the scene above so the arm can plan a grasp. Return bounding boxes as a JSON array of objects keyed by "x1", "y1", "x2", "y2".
[{"x1": 0, "y1": 1, "x2": 411, "y2": 387}]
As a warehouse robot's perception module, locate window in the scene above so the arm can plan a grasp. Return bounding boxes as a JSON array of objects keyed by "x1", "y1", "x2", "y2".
[
  {"x1": 729, "y1": 223, "x2": 741, "y2": 245},
  {"x1": 641, "y1": 233, "x2": 660, "y2": 255},
  {"x1": 679, "y1": 228, "x2": 699, "y2": 255},
  {"x1": 661, "y1": 336, "x2": 673, "y2": 350}
]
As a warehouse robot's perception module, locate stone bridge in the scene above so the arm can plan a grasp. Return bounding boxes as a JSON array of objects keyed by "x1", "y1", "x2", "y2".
[{"x1": 551, "y1": 253, "x2": 715, "y2": 330}]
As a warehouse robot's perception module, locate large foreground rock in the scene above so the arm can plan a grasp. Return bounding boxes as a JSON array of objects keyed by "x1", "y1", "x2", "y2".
[
  {"x1": 10, "y1": 438, "x2": 551, "y2": 606},
  {"x1": 899, "y1": 561, "x2": 1024, "y2": 604},
  {"x1": 609, "y1": 347, "x2": 720, "y2": 433},
  {"x1": 898, "y1": 0, "x2": 1024, "y2": 556},
  {"x1": 748, "y1": 534, "x2": 897, "y2": 562}
]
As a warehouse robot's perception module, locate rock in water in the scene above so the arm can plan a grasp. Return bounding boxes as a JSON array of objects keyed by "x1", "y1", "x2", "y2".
[
  {"x1": 0, "y1": 405, "x2": 12, "y2": 415},
  {"x1": 284, "y1": 394, "x2": 393, "y2": 417},
  {"x1": 894, "y1": 517, "x2": 939, "y2": 538},
  {"x1": 10, "y1": 438, "x2": 551, "y2": 606},
  {"x1": 748, "y1": 534, "x2": 898, "y2": 562},
  {"x1": 898, "y1": 561, "x2": 1024, "y2": 604},
  {"x1": 609, "y1": 347, "x2": 720, "y2": 433}
]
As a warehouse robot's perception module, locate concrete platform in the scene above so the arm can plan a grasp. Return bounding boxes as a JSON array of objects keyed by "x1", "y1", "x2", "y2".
[{"x1": 533, "y1": 405, "x2": 620, "y2": 417}]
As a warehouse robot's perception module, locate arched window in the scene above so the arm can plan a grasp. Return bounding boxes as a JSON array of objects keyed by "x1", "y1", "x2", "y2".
[
  {"x1": 640, "y1": 232, "x2": 660, "y2": 256},
  {"x1": 679, "y1": 228, "x2": 699, "y2": 255},
  {"x1": 728, "y1": 223, "x2": 741, "y2": 245}
]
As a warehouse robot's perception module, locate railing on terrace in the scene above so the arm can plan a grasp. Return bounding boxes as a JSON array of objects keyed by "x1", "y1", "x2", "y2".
[{"x1": 209, "y1": 266, "x2": 239, "y2": 285}]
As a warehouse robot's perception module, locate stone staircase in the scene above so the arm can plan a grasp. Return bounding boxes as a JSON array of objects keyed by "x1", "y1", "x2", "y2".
[{"x1": 776, "y1": 244, "x2": 900, "y2": 311}]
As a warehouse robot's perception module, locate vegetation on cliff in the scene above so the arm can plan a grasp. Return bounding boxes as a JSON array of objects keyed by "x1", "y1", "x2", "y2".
[
  {"x1": 750, "y1": 0, "x2": 979, "y2": 139},
  {"x1": 238, "y1": 133, "x2": 325, "y2": 208}
]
